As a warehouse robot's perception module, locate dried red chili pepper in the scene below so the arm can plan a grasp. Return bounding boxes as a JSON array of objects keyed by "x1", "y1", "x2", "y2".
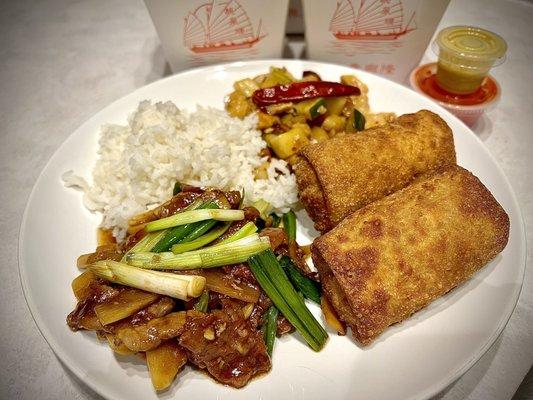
[{"x1": 252, "y1": 81, "x2": 360, "y2": 106}]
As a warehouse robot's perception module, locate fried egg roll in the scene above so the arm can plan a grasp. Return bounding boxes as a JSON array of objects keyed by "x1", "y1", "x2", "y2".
[
  {"x1": 312, "y1": 165, "x2": 509, "y2": 346},
  {"x1": 294, "y1": 110, "x2": 456, "y2": 233}
]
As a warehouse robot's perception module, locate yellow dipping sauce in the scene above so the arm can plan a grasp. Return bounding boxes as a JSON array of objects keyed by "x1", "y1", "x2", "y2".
[{"x1": 435, "y1": 26, "x2": 507, "y2": 94}]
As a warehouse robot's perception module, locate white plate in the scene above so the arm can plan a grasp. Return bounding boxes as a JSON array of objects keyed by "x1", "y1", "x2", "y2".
[{"x1": 19, "y1": 60, "x2": 526, "y2": 400}]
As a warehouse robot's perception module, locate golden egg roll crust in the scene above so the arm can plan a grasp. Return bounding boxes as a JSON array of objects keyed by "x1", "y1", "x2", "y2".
[
  {"x1": 312, "y1": 165, "x2": 510, "y2": 345},
  {"x1": 294, "y1": 110, "x2": 456, "y2": 233}
]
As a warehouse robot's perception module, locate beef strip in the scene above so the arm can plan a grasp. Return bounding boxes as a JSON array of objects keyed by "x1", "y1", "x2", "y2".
[{"x1": 179, "y1": 306, "x2": 271, "y2": 388}]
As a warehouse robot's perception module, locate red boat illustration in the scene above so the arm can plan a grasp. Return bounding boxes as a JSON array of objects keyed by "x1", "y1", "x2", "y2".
[
  {"x1": 330, "y1": 0, "x2": 416, "y2": 41},
  {"x1": 183, "y1": 0, "x2": 265, "y2": 53}
]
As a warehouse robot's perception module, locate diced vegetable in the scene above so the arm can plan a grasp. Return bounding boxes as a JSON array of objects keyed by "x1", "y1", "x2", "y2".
[
  {"x1": 89, "y1": 260, "x2": 206, "y2": 300},
  {"x1": 193, "y1": 290, "x2": 209, "y2": 312},
  {"x1": 263, "y1": 306, "x2": 279, "y2": 357},
  {"x1": 321, "y1": 295, "x2": 346, "y2": 335},
  {"x1": 310, "y1": 126, "x2": 330, "y2": 142},
  {"x1": 324, "y1": 97, "x2": 347, "y2": 115},
  {"x1": 252, "y1": 81, "x2": 360, "y2": 106},
  {"x1": 322, "y1": 114, "x2": 346, "y2": 132},
  {"x1": 171, "y1": 223, "x2": 231, "y2": 254},
  {"x1": 271, "y1": 67, "x2": 296, "y2": 83},
  {"x1": 294, "y1": 98, "x2": 326, "y2": 120},
  {"x1": 265, "y1": 102, "x2": 294, "y2": 115},
  {"x1": 127, "y1": 234, "x2": 271, "y2": 270},
  {"x1": 340, "y1": 75, "x2": 360, "y2": 87},
  {"x1": 263, "y1": 133, "x2": 277, "y2": 148},
  {"x1": 248, "y1": 250, "x2": 328, "y2": 351},
  {"x1": 202, "y1": 270, "x2": 260, "y2": 303},
  {"x1": 282, "y1": 210, "x2": 297, "y2": 241},
  {"x1": 234, "y1": 78, "x2": 260, "y2": 98},
  {"x1": 280, "y1": 113, "x2": 307, "y2": 127},
  {"x1": 346, "y1": 108, "x2": 366, "y2": 132},
  {"x1": 257, "y1": 112, "x2": 280, "y2": 129},
  {"x1": 146, "y1": 341, "x2": 188, "y2": 391},
  {"x1": 279, "y1": 256, "x2": 320, "y2": 304},
  {"x1": 146, "y1": 207, "x2": 243, "y2": 232},
  {"x1": 94, "y1": 289, "x2": 160, "y2": 326},
  {"x1": 269, "y1": 124, "x2": 310, "y2": 159},
  {"x1": 261, "y1": 67, "x2": 295, "y2": 88}
]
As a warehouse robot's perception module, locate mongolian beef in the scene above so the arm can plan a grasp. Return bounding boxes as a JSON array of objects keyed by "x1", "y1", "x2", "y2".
[{"x1": 68, "y1": 184, "x2": 329, "y2": 390}]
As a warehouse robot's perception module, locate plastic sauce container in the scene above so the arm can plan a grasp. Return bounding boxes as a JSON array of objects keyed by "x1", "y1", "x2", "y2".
[
  {"x1": 410, "y1": 62, "x2": 500, "y2": 126},
  {"x1": 433, "y1": 26, "x2": 507, "y2": 94}
]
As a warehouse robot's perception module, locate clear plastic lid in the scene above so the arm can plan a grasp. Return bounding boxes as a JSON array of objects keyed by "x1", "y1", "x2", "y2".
[{"x1": 432, "y1": 26, "x2": 507, "y2": 68}]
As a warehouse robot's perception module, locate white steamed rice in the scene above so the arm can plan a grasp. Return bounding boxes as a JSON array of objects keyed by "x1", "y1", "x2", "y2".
[{"x1": 63, "y1": 100, "x2": 298, "y2": 240}]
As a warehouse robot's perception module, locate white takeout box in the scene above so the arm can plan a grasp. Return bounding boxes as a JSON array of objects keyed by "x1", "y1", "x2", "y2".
[
  {"x1": 145, "y1": 0, "x2": 289, "y2": 72},
  {"x1": 303, "y1": 0, "x2": 450, "y2": 83}
]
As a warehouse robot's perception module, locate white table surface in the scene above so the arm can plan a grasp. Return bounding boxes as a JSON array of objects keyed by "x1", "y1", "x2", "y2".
[{"x1": 1, "y1": 0, "x2": 531, "y2": 399}]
